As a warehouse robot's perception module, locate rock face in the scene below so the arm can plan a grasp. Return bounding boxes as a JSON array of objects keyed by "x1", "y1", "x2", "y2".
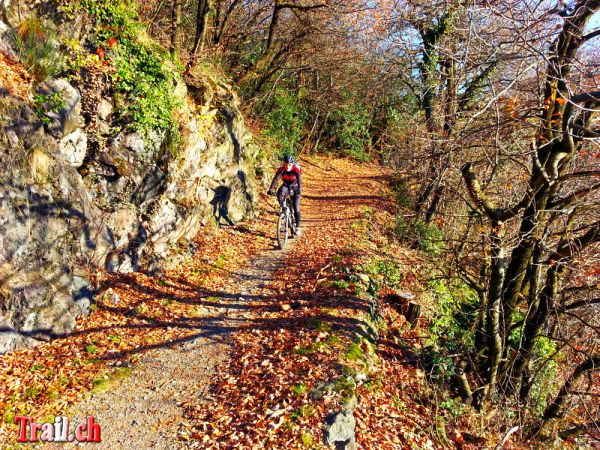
[
  {"x1": 0, "y1": 19, "x2": 16, "y2": 59},
  {"x1": 0, "y1": 32, "x2": 270, "y2": 353}
]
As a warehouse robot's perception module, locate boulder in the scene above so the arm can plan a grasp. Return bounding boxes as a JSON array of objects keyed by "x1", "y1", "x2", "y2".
[
  {"x1": 59, "y1": 128, "x2": 87, "y2": 167},
  {"x1": 36, "y1": 79, "x2": 83, "y2": 138}
]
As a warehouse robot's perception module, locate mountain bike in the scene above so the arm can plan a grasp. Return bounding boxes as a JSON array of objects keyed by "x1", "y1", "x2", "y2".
[{"x1": 273, "y1": 191, "x2": 297, "y2": 249}]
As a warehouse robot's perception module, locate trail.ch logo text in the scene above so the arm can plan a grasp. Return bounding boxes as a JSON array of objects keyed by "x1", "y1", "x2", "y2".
[{"x1": 14, "y1": 416, "x2": 102, "y2": 443}]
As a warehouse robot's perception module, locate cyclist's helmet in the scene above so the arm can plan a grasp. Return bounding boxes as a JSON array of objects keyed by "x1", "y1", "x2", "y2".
[{"x1": 283, "y1": 154, "x2": 295, "y2": 164}]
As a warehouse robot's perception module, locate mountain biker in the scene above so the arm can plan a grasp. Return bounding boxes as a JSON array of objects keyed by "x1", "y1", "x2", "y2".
[{"x1": 268, "y1": 154, "x2": 302, "y2": 235}]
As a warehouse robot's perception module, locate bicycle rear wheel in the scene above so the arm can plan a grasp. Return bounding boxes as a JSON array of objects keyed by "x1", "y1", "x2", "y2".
[
  {"x1": 277, "y1": 212, "x2": 288, "y2": 249},
  {"x1": 289, "y1": 213, "x2": 297, "y2": 237}
]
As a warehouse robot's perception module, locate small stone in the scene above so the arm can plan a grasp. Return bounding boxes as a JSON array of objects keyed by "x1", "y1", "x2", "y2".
[
  {"x1": 59, "y1": 129, "x2": 87, "y2": 167},
  {"x1": 97, "y1": 99, "x2": 113, "y2": 120},
  {"x1": 354, "y1": 372, "x2": 368, "y2": 384},
  {"x1": 6, "y1": 129, "x2": 19, "y2": 147},
  {"x1": 280, "y1": 304, "x2": 291, "y2": 312},
  {"x1": 324, "y1": 410, "x2": 356, "y2": 446},
  {"x1": 124, "y1": 133, "x2": 145, "y2": 154},
  {"x1": 355, "y1": 273, "x2": 370, "y2": 285}
]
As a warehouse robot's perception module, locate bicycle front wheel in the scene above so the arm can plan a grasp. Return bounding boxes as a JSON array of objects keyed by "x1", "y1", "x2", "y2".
[{"x1": 277, "y1": 212, "x2": 289, "y2": 249}]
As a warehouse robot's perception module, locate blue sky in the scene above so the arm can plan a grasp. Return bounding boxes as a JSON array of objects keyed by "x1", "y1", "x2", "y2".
[{"x1": 587, "y1": 11, "x2": 600, "y2": 31}]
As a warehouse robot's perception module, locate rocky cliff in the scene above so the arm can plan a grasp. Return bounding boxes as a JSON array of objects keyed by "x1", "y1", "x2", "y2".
[{"x1": 0, "y1": 1, "x2": 271, "y2": 353}]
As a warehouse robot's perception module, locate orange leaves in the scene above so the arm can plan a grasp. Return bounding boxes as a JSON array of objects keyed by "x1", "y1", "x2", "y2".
[
  {"x1": 0, "y1": 53, "x2": 33, "y2": 101},
  {"x1": 107, "y1": 37, "x2": 118, "y2": 49},
  {"x1": 0, "y1": 195, "x2": 276, "y2": 442}
]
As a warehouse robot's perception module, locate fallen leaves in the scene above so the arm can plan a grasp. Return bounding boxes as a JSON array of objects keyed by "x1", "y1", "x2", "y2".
[
  {"x1": 0, "y1": 188, "x2": 274, "y2": 444},
  {"x1": 0, "y1": 156, "x2": 484, "y2": 449},
  {"x1": 0, "y1": 53, "x2": 33, "y2": 101}
]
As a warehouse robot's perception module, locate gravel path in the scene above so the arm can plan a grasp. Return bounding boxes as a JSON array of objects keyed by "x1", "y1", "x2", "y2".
[
  {"x1": 33, "y1": 157, "x2": 388, "y2": 449},
  {"x1": 39, "y1": 231, "x2": 292, "y2": 449}
]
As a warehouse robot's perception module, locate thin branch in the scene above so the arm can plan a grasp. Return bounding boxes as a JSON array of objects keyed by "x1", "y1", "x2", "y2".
[
  {"x1": 583, "y1": 28, "x2": 600, "y2": 41},
  {"x1": 278, "y1": 2, "x2": 329, "y2": 11},
  {"x1": 548, "y1": 182, "x2": 600, "y2": 209},
  {"x1": 559, "y1": 298, "x2": 600, "y2": 312},
  {"x1": 572, "y1": 91, "x2": 600, "y2": 104}
]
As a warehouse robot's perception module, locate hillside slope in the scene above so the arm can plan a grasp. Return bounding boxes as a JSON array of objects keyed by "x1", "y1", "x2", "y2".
[{"x1": 0, "y1": 2, "x2": 270, "y2": 354}]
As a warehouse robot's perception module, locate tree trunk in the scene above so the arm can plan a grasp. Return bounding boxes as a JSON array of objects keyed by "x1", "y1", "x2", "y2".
[
  {"x1": 424, "y1": 179, "x2": 444, "y2": 224},
  {"x1": 506, "y1": 260, "x2": 561, "y2": 392},
  {"x1": 481, "y1": 221, "x2": 506, "y2": 403},
  {"x1": 559, "y1": 421, "x2": 600, "y2": 440},
  {"x1": 213, "y1": 0, "x2": 240, "y2": 46},
  {"x1": 171, "y1": 0, "x2": 183, "y2": 57},
  {"x1": 191, "y1": 0, "x2": 215, "y2": 59}
]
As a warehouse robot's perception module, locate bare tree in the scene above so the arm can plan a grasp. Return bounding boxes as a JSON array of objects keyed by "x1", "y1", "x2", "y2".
[{"x1": 461, "y1": 0, "x2": 600, "y2": 423}]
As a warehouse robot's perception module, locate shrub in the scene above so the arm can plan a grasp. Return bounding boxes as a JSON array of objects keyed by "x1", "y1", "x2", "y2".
[
  {"x1": 527, "y1": 336, "x2": 560, "y2": 418},
  {"x1": 59, "y1": 0, "x2": 139, "y2": 33},
  {"x1": 396, "y1": 215, "x2": 445, "y2": 256},
  {"x1": 421, "y1": 346, "x2": 456, "y2": 382},
  {"x1": 506, "y1": 310, "x2": 560, "y2": 416},
  {"x1": 390, "y1": 175, "x2": 413, "y2": 209},
  {"x1": 439, "y1": 397, "x2": 469, "y2": 419},
  {"x1": 32, "y1": 91, "x2": 65, "y2": 124},
  {"x1": 359, "y1": 258, "x2": 403, "y2": 291},
  {"x1": 426, "y1": 279, "x2": 478, "y2": 352},
  {"x1": 263, "y1": 88, "x2": 307, "y2": 157},
  {"x1": 108, "y1": 33, "x2": 180, "y2": 143},
  {"x1": 328, "y1": 104, "x2": 372, "y2": 162},
  {"x1": 15, "y1": 18, "x2": 65, "y2": 82}
]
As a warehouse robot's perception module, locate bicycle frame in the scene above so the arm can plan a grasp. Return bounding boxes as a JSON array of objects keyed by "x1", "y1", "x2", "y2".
[{"x1": 276, "y1": 192, "x2": 297, "y2": 249}]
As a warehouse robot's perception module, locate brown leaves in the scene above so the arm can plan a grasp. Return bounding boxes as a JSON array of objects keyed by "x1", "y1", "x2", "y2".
[
  {"x1": 0, "y1": 53, "x2": 33, "y2": 101},
  {"x1": 0, "y1": 190, "x2": 274, "y2": 441},
  {"x1": 0, "y1": 155, "x2": 482, "y2": 448}
]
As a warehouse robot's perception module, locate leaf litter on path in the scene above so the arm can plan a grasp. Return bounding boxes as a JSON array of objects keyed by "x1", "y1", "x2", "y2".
[{"x1": 0, "y1": 156, "x2": 451, "y2": 449}]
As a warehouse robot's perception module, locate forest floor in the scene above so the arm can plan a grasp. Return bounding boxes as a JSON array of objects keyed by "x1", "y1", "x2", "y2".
[{"x1": 0, "y1": 156, "x2": 485, "y2": 449}]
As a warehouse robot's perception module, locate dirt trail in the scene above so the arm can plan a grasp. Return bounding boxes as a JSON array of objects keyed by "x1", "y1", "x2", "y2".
[
  {"x1": 29, "y1": 157, "x2": 390, "y2": 449},
  {"x1": 43, "y1": 255, "x2": 286, "y2": 449}
]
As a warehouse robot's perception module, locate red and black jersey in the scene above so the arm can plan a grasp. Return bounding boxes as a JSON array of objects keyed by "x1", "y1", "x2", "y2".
[{"x1": 269, "y1": 165, "x2": 302, "y2": 193}]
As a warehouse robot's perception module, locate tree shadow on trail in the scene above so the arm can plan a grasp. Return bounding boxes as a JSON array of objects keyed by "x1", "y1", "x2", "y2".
[
  {"x1": 304, "y1": 194, "x2": 386, "y2": 202},
  {"x1": 18, "y1": 265, "x2": 377, "y2": 365},
  {"x1": 303, "y1": 194, "x2": 397, "y2": 214},
  {"x1": 26, "y1": 302, "x2": 376, "y2": 363},
  {"x1": 92, "y1": 311, "x2": 374, "y2": 362}
]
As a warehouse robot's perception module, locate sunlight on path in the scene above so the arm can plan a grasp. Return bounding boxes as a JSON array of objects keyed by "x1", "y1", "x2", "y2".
[{"x1": 3, "y1": 156, "x2": 392, "y2": 450}]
